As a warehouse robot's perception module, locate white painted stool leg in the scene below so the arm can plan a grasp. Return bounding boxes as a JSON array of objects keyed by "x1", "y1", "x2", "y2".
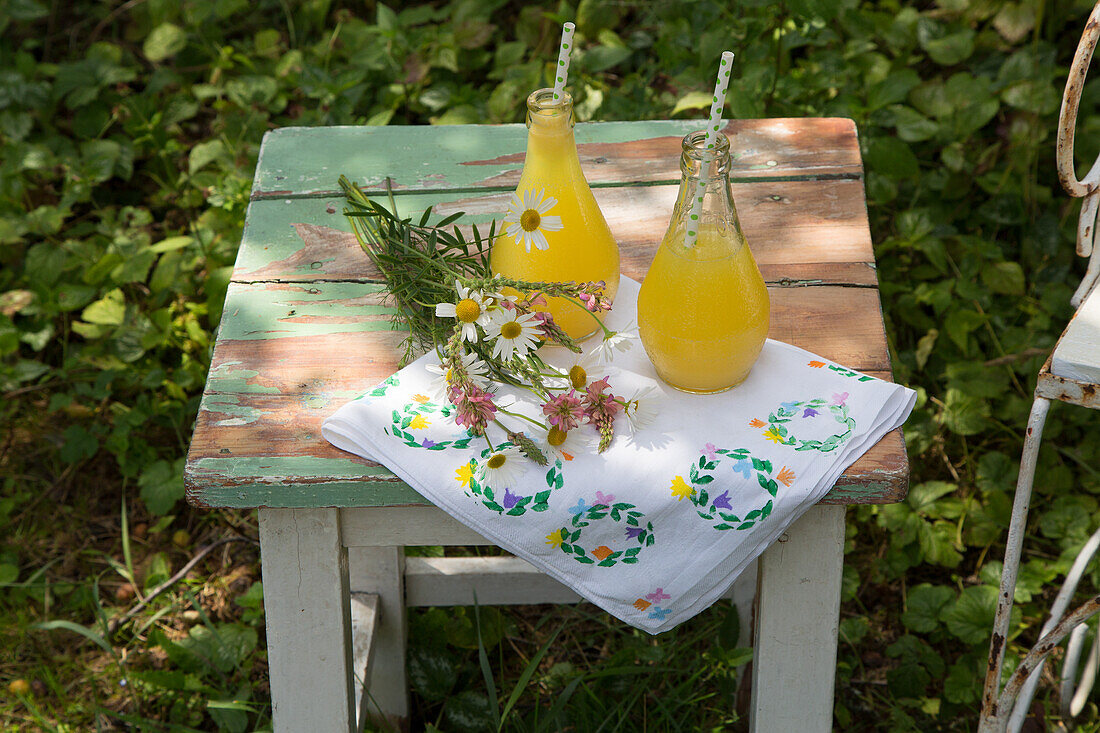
[
  {"x1": 259, "y1": 508, "x2": 356, "y2": 733},
  {"x1": 750, "y1": 504, "x2": 846, "y2": 733},
  {"x1": 349, "y1": 546, "x2": 408, "y2": 732}
]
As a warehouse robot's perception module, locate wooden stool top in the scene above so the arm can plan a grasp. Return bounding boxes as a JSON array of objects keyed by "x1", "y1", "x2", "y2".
[{"x1": 184, "y1": 119, "x2": 909, "y2": 509}]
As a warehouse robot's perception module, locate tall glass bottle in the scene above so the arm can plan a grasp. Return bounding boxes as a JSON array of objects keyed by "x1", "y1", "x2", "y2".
[
  {"x1": 637, "y1": 131, "x2": 770, "y2": 393},
  {"x1": 490, "y1": 89, "x2": 620, "y2": 340}
]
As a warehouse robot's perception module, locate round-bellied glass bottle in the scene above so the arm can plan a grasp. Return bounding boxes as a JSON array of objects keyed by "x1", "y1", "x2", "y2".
[
  {"x1": 637, "y1": 130, "x2": 770, "y2": 393},
  {"x1": 490, "y1": 89, "x2": 620, "y2": 340}
]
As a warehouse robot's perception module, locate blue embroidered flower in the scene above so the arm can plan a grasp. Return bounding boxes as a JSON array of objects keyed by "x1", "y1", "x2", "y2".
[
  {"x1": 732, "y1": 458, "x2": 752, "y2": 479},
  {"x1": 569, "y1": 498, "x2": 589, "y2": 516},
  {"x1": 780, "y1": 401, "x2": 799, "y2": 412},
  {"x1": 711, "y1": 490, "x2": 732, "y2": 511},
  {"x1": 647, "y1": 606, "x2": 671, "y2": 621}
]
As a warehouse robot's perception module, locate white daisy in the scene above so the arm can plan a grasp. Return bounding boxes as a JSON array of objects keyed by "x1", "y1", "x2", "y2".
[
  {"x1": 425, "y1": 352, "x2": 491, "y2": 400},
  {"x1": 542, "y1": 425, "x2": 598, "y2": 463},
  {"x1": 487, "y1": 309, "x2": 541, "y2": 361},
  {"x1": 435, "y1": 280, "x2": 492, "y2": 342},
  {"x1": 591, "y1": 322, "x2": 639, "y2": 365},
  {"x1": 622, "y1": 384, "x2": 662, "y2": 435},
  {"x1": 503, "y1": 188, "x2": 564, "y2": 252},
  {"x1": 479, "y1": 446, "x2": 525, "y2": 490},
  {"x1": 547, "y1": 350, "x2": 618, "y2": 391}
]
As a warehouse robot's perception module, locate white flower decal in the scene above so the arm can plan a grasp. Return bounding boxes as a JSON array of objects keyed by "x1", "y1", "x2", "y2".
[{"x1": 503, "y1": 188, "x2": 563, "y2": 252}]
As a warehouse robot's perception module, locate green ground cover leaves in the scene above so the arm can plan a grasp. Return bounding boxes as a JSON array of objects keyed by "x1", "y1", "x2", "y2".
[{"x1": 2, "y1": 0, "x2": 1100, "y2": 729}]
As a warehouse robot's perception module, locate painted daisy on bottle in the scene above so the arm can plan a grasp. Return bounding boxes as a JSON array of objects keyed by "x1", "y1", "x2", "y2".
[{"x1": 503, "y1": 188, "x2": 563, "y2": 252}]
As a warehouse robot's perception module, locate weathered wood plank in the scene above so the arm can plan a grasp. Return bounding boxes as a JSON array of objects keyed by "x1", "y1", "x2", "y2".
[
  {"x1": 253, "y1": 118, "x2": 861, "y2": 198},
  {"x1": 202, "y1": 281, "x2": 889, "y2": 397},
  {"x1": 232, "y1": 179, "x2": 875, "y2": 286},
  {"x1": 184, "y1": 371, "x2": 906, "y2": 509}
]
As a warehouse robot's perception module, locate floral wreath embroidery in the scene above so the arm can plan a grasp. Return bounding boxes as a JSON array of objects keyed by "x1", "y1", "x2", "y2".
[
  {"x1": 384, "y1": 397, "x2": 475, "y2": 451},
  {"x1": 807, "y1": 360, "x2": 875, "y2": 382},
  {"x1": 457, "y1": 442, "x2": 565, "y2": 516},
  {"x1": 632, "y1": 587, "x2": 673, "y2": 622},
  {"x1": 671, "y1": 446, "x2": 795, "y2": 531},
  {"x1": 547, "y1": 499, "x2": 654, "y2": 567},
  {"x1": 751, "y1": 395, "x2": 855, "y2": 453},
  {"x1": 356, "y1": 374, "x2": 400, "y2": 400}
]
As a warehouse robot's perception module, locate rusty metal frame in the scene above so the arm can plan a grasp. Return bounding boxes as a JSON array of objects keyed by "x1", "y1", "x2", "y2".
[{"x1": 980, "y1": 2, "x2": 1100, "y2": 730}]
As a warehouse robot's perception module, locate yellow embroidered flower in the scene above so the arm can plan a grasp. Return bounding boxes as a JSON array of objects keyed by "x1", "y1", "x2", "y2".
[
  {"x1": 670, "y1": 475, "x2": 694, "y2": 502},
  {"x1": 407, "y1": 414, "x2": 430, "y2": 430},
  {"x1": 777, "y1": 466, "x2": 796, "y2": 487},
  {"x1": 545, "y1": 529, "x2": 565, "y2": 548},
  {"x1": 763, "y1": 427, "x2": 784, "y2": 444},
  {"x1": 455, "y1": 462, "x2": 474, "y2": 487}
]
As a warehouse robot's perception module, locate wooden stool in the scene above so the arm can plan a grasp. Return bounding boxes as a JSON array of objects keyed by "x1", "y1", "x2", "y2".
[{"x1": 185, "y1": 118, "x2": 909, "y2": 732}]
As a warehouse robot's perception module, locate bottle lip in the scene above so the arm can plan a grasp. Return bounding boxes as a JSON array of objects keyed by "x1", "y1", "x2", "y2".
[
  {"x1": 527, "y1": 88, "x2": 574, "y2": 115},
  {"x1": 681, "y1": 130, "x2": 731, "y2": 160}
]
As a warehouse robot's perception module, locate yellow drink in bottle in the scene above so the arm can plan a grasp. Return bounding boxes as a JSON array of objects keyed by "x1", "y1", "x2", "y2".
[
  {"x1": 491, "y1": 89, "x2": 620, "y2": 339},
  {"x1": 638, "y1": 131, "x2": 770, "y2": 393}
]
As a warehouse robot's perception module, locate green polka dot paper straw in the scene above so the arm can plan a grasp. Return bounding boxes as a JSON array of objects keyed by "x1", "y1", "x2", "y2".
[
  {"x1": 552, "y1": 22, "x2": 576, "y2": 102},
  {"x1": 684, "y1": 51, "x2": 736, "y2": 249}
]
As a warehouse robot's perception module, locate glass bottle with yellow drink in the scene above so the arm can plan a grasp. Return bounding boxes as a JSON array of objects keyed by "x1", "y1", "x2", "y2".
[
  {"x1": 490, "y1": 89, "x2": 620, "y2": 340},
  {"x1": 637, "y1": 131, "x2": 770, "y2": 393}
]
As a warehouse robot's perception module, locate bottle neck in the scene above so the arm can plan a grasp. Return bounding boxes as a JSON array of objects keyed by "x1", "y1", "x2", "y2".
[
  {"x1": 666, "y1": 162, "x2": 743, "y2": 251},
  {"x1": 523, "y1": 88, "x2": 584, "y2": 178}
]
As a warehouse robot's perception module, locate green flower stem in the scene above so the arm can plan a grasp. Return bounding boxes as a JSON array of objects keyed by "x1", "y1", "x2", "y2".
[{"x1": 496, "y1": 407, "x2": 548, "y2": 431}]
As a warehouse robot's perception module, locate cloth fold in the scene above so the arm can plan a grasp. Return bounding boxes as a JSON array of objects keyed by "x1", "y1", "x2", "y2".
[{"x1": 322, "y1": 277, "x2": 915, "y2": 633}]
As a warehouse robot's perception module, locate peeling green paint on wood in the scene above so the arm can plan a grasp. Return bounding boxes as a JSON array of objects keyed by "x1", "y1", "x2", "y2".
[{"x1": 217, "y1": 281, "x2": 397, "y2": 341}]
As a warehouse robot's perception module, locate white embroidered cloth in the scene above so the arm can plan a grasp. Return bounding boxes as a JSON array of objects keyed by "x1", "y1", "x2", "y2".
[{"x1": 322, "y1": 278, "x2": 915, "y2": 633}]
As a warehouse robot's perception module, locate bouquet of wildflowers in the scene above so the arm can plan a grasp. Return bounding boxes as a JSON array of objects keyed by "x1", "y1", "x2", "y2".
[{"x1": 340, "y1": 176, "x2": 657, "y2": 467}]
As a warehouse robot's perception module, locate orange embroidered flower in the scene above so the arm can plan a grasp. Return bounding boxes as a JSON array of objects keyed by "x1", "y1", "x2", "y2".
[
  {"x1": 455, "y1": 462, "x2": 474, "y2": 487},
  {"x1": 670, "y1": 476, "x2": 694, "y2": 502},
  {"x1": 749, "y1": 418, "x2": 766, "y2": 428},
  {"x1": 763, "y1": 427, "x2": 784, "y2": 444},
  {"x1": 777, "y1": 466, "x2": 795, "y2": 487},
  {"x1": 592, "y1": 546, "x2": 613, "y2": 561},
  {"x1": 412, "y1": 393, "x2": 430, "y2": 403},
  {"x1": 808, "y1": 360, "x2": 825, "y2": 368},
  {"x1": 633, "y1": 598, "x2": 652, "y2": 611}
]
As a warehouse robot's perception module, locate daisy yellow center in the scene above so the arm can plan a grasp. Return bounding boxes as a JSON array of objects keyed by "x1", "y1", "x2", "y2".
[
  {"x1": 548, "y1": 426, "x2": 567, "y2": 447},
  {"x1": 444, "y1": 368, "x2": 453, "y2": 383},
  {"x1": 519, "y1": 209, "x2": 541, "y2": 232},
  {"x1": 568, "y1": 365, "x2": 587, "y2": 390},
  {"x1": 487, "y1": 454, "x2": 506, "y2": 469},
  {"x1": 455, "y1": 298, "x2": 481, "y2": 323},
  {"x1": 500, "y1": 321, "x2": 522, "y2": 339}
]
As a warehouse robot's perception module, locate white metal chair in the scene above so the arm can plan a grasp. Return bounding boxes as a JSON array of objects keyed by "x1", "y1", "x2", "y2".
[{"x1": 979, "y1": 3, "x2": 1100, "y2": 730}]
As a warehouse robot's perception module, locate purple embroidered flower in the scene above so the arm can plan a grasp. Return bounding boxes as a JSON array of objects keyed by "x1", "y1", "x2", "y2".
[
  {"x1": 801, "y1": 407, "x2": 819, "y2": 418},
  {"x1": 711, "y1": 490, "x2": 732, "y2": 511},
  {"x1": 647, "y1": 606, "x2": 671, "y2": 621},
  {"x1": 732, "y1": 458, "x2": 752, "y2": 479},
  {"x1": 832, "y1": 391, "x2": 849, "y2": 406},
  {"x1": 420, "y1": 438, "x2": 438, "y2": 448},
  {"x1": 595, "y1": 490, "x2": 615, "y2": 506},
  {"x1": 503, "y1": 488, "x2": 523, "y2": 509},
  {"x1": 703, "y1": 442, "x2": 719, "y2": 461},
  {"x1": 569, "y1": 498, "x2": 589, "y2": 516},
  {"x1": 645, "y1": 588, "x2": 671, "y2": 602},
  {"x1": 624, "y1": 527, "x2": 645, "y2": 540}
]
